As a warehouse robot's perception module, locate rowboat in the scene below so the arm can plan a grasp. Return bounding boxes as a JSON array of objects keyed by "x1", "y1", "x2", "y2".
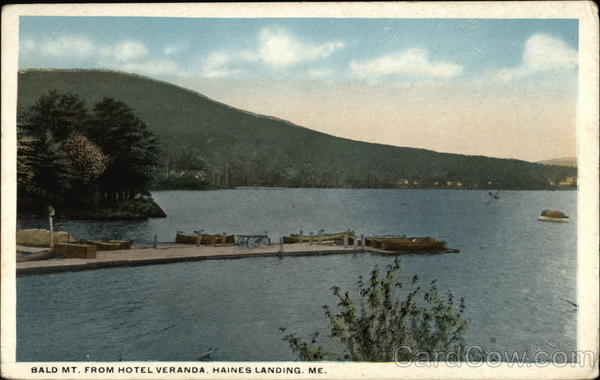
[
  {"x1": 538, "y1": 209, "x2": 569, "y2": 223},
  {"x1": 107, "y1": 240, "x2": 132, "y2": 249},
  {"x1": 175, "y1": 233, "x2": 235, "y2": 245},
  {"x1": 368, "y1": 237, "x2": 448, "y2": 252},
  {"x1": 283, "y1": 231, "x2": 355, "y2": 244},
  {"x1": 79, "y1": 240, "x2": 132, "y2": 251}
]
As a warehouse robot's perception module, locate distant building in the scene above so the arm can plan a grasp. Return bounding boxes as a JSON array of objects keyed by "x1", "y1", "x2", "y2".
[
  {"x1": 558, "y1": 177, "x2": 577, "y2": 187},
  {"x1": 446, "y1": 181, "x2": 454, "y2": 187}
]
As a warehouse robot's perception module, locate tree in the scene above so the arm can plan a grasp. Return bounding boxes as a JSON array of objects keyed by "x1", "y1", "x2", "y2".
[
  {"x1": 61, "y1": 134, "x2": 108, "y2": 204},
  {"x1": 63, "y1": 135, "x2": 107, "y2": 184},
  {"x1": 17, "y1": 123, "x2": 36, "y2": 188},
  {"x1": 27, "y1": 129, "x2": 75, "y2": 204},
  {"x1": 26, "y1": 90, "x2": 89, "y2": 141},
  {"x1": 18, "y1": 91, "x2": 93, "y2": 204},
  {"x1": 87, "y1": 98, "x2": 161, "y2": 200},
  {"x1": 281, "y1": 259, "x2": 472, "y2": 362}
]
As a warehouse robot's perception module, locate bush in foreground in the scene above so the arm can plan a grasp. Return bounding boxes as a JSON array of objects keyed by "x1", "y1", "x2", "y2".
[{"x1": 281, "y1": 258, "x2": 471, "y2": 362}]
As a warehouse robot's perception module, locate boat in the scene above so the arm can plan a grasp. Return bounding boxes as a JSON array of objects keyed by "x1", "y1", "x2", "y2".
[
  {"x1": 175, "y1": 233, "x2": 235, "y2": 245},
  {"x1": 78, "y1": 240, "x2": 131, "y2": 251},
  {"x1": 107, "y1": 240, "x2": 132, "y2": 249},
  {"x1": 538, "y1": 209, "x2": 569, "y2": 223},
  {"x1": 368, "y1": 236, "x2": 448, "y2": 252},
  {"x1": 283, "y1": 231, "x2": 355, "y2": 244}
]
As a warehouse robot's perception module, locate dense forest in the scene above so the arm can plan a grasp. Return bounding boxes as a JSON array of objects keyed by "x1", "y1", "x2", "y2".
[
  {"x1": 17, "y1": 69, "x2": 577, "y2": 193},
  {"x1": 17, "y1": 90, "x2": 164, "y2": 217}
]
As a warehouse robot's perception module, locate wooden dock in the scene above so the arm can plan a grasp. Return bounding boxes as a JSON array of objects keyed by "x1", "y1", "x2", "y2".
[{"x1": 16, "y1": 243, "x2": 372, "y2": 276}]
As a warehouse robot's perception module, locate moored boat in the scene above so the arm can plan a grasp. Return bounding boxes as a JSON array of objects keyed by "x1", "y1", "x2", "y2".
[
  {"x1": 79, "y1": 240, "x2": 131, "y2": 251},
  {"x1": 283, "y1": 231, "x2": 355, "y2": 244},
  {"x1": 538, "y1": 209, "x2": 569, "y2": 223},
  {"x1": 368, "y1": 236, "x2": 448, "y2": 252},
  {"x1": 176, "y1": 233, "x2": 235, "y2": 245}
]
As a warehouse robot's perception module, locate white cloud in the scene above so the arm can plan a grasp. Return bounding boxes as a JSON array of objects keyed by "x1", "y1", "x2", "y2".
[
  {"x1": 199, "y1": 27, "x2": 345, "y2": 76},
  {"x1": 350, "y1": 48, "x2": 463, "y2": 79},
  {"x1": 164, "y1": 42, "x2": 188, "y2": 55},
  {"x1": 39, "y1": 35, "x2": 94, "y2": 58},
  {"x1": 101, "y1": 40, "x2": 148, "y2": 62},
  {"x1": 257, "y1": 27, "x2": 345, "y2": 69},
  {"x1": 201, "y1": 51, "x2": 241, "y2": 78},
  {"x1": 490, "y1": 34, "x2": 578, "y2": 83},
  {"x1": 121, "y1": 59, "x2": 179, "y2": 75}
]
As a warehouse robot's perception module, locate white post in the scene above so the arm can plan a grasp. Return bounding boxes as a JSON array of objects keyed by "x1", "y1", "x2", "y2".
[
  {"x1": 360, "y1": 234, "x2": 365, "y2": 250},
  {"x1": 354, "y1": 235, "x2": 359, "y2": 250},
  {"x1": 48, "y1": 206, "x2": 55, "y2": 248}
]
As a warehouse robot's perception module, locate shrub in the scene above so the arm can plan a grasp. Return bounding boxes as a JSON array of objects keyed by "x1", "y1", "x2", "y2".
[{"x1": 281, "y1": 258, "x2": 472, "y2": 362}]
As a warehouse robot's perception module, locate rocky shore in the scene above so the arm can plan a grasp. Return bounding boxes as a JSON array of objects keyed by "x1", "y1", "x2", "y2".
[{"x1": 18, "y1": 198, "x2": 166, "y2": 220}]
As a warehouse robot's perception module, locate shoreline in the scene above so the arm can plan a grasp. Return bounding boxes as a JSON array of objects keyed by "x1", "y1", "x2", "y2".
[{"x1": 17, "y1": 198, "x2": 166, "y2": 220}]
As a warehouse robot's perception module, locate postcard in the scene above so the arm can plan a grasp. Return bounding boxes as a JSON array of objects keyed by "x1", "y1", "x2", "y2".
[{"x1": 1, "y1": 2, "x2": 598, "y2": 379}]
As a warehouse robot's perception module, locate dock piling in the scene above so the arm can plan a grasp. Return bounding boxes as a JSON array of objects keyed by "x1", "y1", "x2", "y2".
[
  {"x1": 48, "y1": 206, "x2": 55, "y2": 248},
  {"x1": 309, "y1": 231, "x2": 313, "y2": 245},
  {"x1": 343, "y1": 234, "x2": 349, "y2": 248},
  {"x1": 353, "y1": 235, "x2": 358, "y2": 250},
  {"x1": 153, "y1": 235, "x2": 157, "y2": 248},
  {"x1": 279, "y1": 237, "x2": 284, "y2": 254},
  {"x1": 360, "y1": 234, "x2": 365, "y2": 250}
]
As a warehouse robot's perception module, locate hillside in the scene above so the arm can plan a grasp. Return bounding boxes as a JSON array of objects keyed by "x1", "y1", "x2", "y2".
[
  {"x1": 17, "y1": 69, "x2": 576, "y2": 190},
  {"x1": 537, "y1": 157, "x2": 577, "y2": 168}
]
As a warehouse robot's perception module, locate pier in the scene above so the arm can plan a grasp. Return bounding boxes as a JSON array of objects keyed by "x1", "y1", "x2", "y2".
[{"x1": 17, "y1": 243, "x2": 376, "y2": 276}]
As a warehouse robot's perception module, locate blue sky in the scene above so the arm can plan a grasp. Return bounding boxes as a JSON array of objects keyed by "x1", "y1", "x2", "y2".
[{"x1": 18, "y1": 17, "x2": 579, "y2": 161}]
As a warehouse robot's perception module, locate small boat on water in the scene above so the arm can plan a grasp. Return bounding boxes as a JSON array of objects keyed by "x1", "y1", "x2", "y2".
[
  {"x1": 538, "y1": 209, "x2": 569, "y2": 223},
  {"x1": 367, "y1": 236, "x2": 448, "y2": 253},
  {"x1": 283, "y1": 231, "x2": 355, "y2": 244},
  {"x1": 176, "y1": 233, "x2": 235, "y2": 245}
]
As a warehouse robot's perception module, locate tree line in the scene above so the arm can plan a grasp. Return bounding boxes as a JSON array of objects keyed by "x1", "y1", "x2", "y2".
[{"x1": 18, "y1": 91, "x2": 161, "y2": 213}]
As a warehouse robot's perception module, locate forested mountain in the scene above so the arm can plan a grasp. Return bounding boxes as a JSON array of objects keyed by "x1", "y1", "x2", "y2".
[
  {"x1": 17, "y1": 69, "x2": 576, "y2": 190},
  {"x1": 536, "y1": 157, "x2": 577, "y2": 168}
]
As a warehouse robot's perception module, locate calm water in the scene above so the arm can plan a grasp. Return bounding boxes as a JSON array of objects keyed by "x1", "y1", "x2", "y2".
[{"x1": 17, "y1": 189, "x2": 577, "y2": 361}]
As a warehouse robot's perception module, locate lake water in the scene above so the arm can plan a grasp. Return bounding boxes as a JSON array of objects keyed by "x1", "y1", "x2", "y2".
[{"x1": 17, "y1": 189, "x2": 577, "y2": 361}]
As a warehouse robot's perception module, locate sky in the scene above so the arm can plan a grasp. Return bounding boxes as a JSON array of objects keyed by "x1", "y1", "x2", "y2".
[{"x1": 18, "y1": 17, "x2": 579, "y2": 162}]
